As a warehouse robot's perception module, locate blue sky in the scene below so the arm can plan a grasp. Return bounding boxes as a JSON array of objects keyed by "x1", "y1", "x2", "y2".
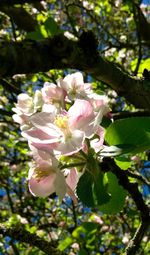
[{"x1": 142, "y1": 0, "x2": 150, "y2": 4}]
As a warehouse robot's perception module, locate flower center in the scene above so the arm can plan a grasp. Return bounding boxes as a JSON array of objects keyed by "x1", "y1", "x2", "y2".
[
  {"x1": 34, "y1": 167, "x2": 52, "y2": 182},
  {"x1": 54, "y1": 115, "x2": 68, "y2": 129},
  {"x1": 54, "y1": 115, "x2": 72, "y2": 140}
]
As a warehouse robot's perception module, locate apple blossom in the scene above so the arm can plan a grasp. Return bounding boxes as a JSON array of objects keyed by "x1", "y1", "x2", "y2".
[
  {"x1": 22, "y1": 111, "x2": 85, "y2": 156},
  {"x1": 12, "y1": 72, "x2": 110, "y2": 202},
  {"x1": 22, "y1": 98, "x2": 104, "y2": 156},
  {"x1": 12, "y1": 90, "x2": 43, "y2": 127},
  {"x1": 42, "y1": 82, "x2": 66, "y2": 109},
  {"x1": 57, "y1": 72, "x2": 92, "y2": 100},
  {"x1": 28, "y1": 150, "x2": 78, "y2": 202}
]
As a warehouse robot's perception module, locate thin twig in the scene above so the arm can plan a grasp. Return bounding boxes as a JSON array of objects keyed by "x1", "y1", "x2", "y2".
[
  {"x1": 125, "y1": 220, "x2": 149, "y2": 255},
  {"x1": 132, "y1": 2, "x2": 142, "y2": 75},
  {"x1": 126, "y1": 170, "x2": 150, "y2": 186}
]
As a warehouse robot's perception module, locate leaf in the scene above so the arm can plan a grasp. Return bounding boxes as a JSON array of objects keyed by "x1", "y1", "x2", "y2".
[
  {"x1": 105, "y1": 117, "x2": 150, "y2": 154},
  {"x1": 93, "y1": 171, "x2": 110, "y2": 205},
  {"x1": 77, "y1": 171, "x2": 95, "y2": 207},
  {"x1": 26, "y1": 27, "x2": 45, "y2": 40},
  {"x1": 99, "y1": 172, "x2": 127, "y2": 214},
  {"x1": 26, "y1": 17, "x2": 61, "y2": 40},
  {"x1": 131, "y1": 58, "x2": 150, "y2": 76},
  {"x1": 77, "y1": 171, "x2": 110, "y2": 207},
  {"x1": 72, "y1": 222, "x2": 99, "y2": 241},
  {"x1": 44, "y1": 17, "x2": 61, "y2": 36},
  {"x1": 82, "y1": 222, "x2": 99, "y2": 233},
  {"x1": 78, "y1": 249, "x2": 88, "y2": 255},
  {"x1": 58, "y1": 236, "x2": 73, "y2": 251},
  {"x1": 139, "y1": 58, "x2": 150, "y2": 74},
  {"x1": 115, "y1": 156, "x2": 131, "y2": 170}
]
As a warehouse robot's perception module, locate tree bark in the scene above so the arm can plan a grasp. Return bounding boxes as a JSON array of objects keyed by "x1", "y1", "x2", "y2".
[{"x1": 0, "y1": 34, "x2": 150, "y2": 109}]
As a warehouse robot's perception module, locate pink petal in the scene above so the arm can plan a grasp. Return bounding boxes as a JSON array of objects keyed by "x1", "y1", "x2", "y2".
[
  {"x1": 22, "y1": 127, "x2": 61, "y2": 144},
  {"x1": 29, "y1": 174, "x2": 56, "y2": 197},
  {"x1": 90, "y1": 126, "x2": 105, "y2": 153},
  {"x1": 68, "y1": 99, "x2": 96, "y2": 137},
  {"x1": 66, "y1": 184, "x2": 78, "y2": 205},
  {"x1": 66, "y1": 168, "x2": 78, "y2": 191},
  {"x1": 69, "y1": 99, "x2": 94, "y2": 128}
]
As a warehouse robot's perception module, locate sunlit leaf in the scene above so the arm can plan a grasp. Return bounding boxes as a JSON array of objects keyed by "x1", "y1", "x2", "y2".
[
  {"x1": 115, "y1": 156, "x2": 131, "y2": 170},
  {"x1": 58, "y1": 236, "x2": 73, "y2": 251},
  {"x1": 105, "y1": 117, "x2": 150, "y2": 154}
]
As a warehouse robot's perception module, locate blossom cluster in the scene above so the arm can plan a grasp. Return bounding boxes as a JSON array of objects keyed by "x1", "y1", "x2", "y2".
[{"x1": 13, "y1": 72, "x2": 109, "y2": 203}]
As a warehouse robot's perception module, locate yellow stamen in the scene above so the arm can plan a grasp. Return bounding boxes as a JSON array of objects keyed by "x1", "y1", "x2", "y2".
[
  {"x1": 34, "y1": 167, "x2": 52, "y2": 182},
  {"x1": 54, "y1": 115, "x2": 72, "y2": 139},
  {"x1": 54, "y1": 115, "x2": 68, "y2": 130}
]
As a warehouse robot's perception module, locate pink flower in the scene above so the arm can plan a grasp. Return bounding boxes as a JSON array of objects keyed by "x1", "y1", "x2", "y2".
[
  {"x1": 88, "y1": 94, "x2": 110, "y2": 125},
  {"x1": 28, "y1": 150, "x2": 78, "y2": 202},
  {"x1": 22, "y1": 109, "x2": 85, "y2": 156},
  {"x1": 68, "y1": 99, "x2": 97, "y2": 138},
  {"x1": 12, "y1": 91, "x2": 43, "y2": 127},
  {"x1": 14, "y1": 93, "x2": 34, "y2": 115},
  {"x1": 57, "y1": 72, "x2": 92, "y2": 100},
  {"x1": 28, "y1": 155, "x2": 67, "y2": 199},
  {"x1": 42, "y1": 82, "x2": 66, "y2": 108},
  {"x1": 90, "y1": 126, "x2": 105, "y2": 153}
]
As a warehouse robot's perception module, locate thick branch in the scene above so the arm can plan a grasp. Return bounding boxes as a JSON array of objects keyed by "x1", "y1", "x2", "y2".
[
  {"x1": 0, "y1": 0, "x2": 45, "y2": 12},
  {"x1": 1, "y1": 6, "x2": 37, "y2": 32},
  {"x1": 0, "y1": 34, "x2": 150, "y2": 109},
  {"x1": 0, "y1": 0, "x2": 41, "y2": 6},
  {"x1": 133, "y1": 2, "x2": 150, "y2": 47},
  {"x1": 0, "y1": 223, "x2": 63, "y2": 255}
]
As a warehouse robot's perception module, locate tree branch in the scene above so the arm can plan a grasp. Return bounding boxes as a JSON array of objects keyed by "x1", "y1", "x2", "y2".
[
  {"x1": 133, "y1": 2, "x2": 150, "y2": 47},
  {"x1": 0, "y1": 34, "x2": 150, "y2": 109},
  {"x1": 101, "y1": 158, "x2": 150, "y2": 255},
  {"x1": 0, "y1": 223, "x2": 63, "y2": 255},
  {"x1": 0, "y1": 0, "x2": 41, "y2": 6},
  {"x1": 125, "y1": 220, "x2": 149, "y2": 255},
  {"x1": 1, "y1": 5, "x2": 37, "y2": 32},
  {"x1": 112, "y1": 111, "x2": 150, "y2": 120}
]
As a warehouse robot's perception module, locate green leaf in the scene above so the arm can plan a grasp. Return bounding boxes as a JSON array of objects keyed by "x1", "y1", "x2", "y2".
[
  {"x1": 72, "y1": 226, "x2": 86, "y2": 239},
  {"x1": 115, "y1": 156, "x2": 131, "y2": 170},
  {"x1": 78, "y1": 249, "x2": 88, "y2": 255},
  {"x1": 93, "y1": 171, "x2": 110, "y2": 205},
  {"x1": 131, "y1": 58, "x2": 150, "y2": 76},
  {"x1": 77, "y1": 171, "x2": 95, "y2": 207},
  {"x1": 99, "y1": 172, "x2": 127, "y2": 214},
  {"x1": 26, "y1": 27, "x2": 45, "y2": 40},
  {"x1": 77, "y1": 171, "x2": 110, "y2": 207},
  {"x1": 58, "y1": 236, "x2": 73, "y2": 251},
  {"x1": 105, "y1": 117, "x2": 150, "y2": 154},
  {"x1": 44, "y1": 17, "x2": 61, "y2": 36},
  {"x1": 72, "y1": 222, "x2": 99, "y2": 240}
]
